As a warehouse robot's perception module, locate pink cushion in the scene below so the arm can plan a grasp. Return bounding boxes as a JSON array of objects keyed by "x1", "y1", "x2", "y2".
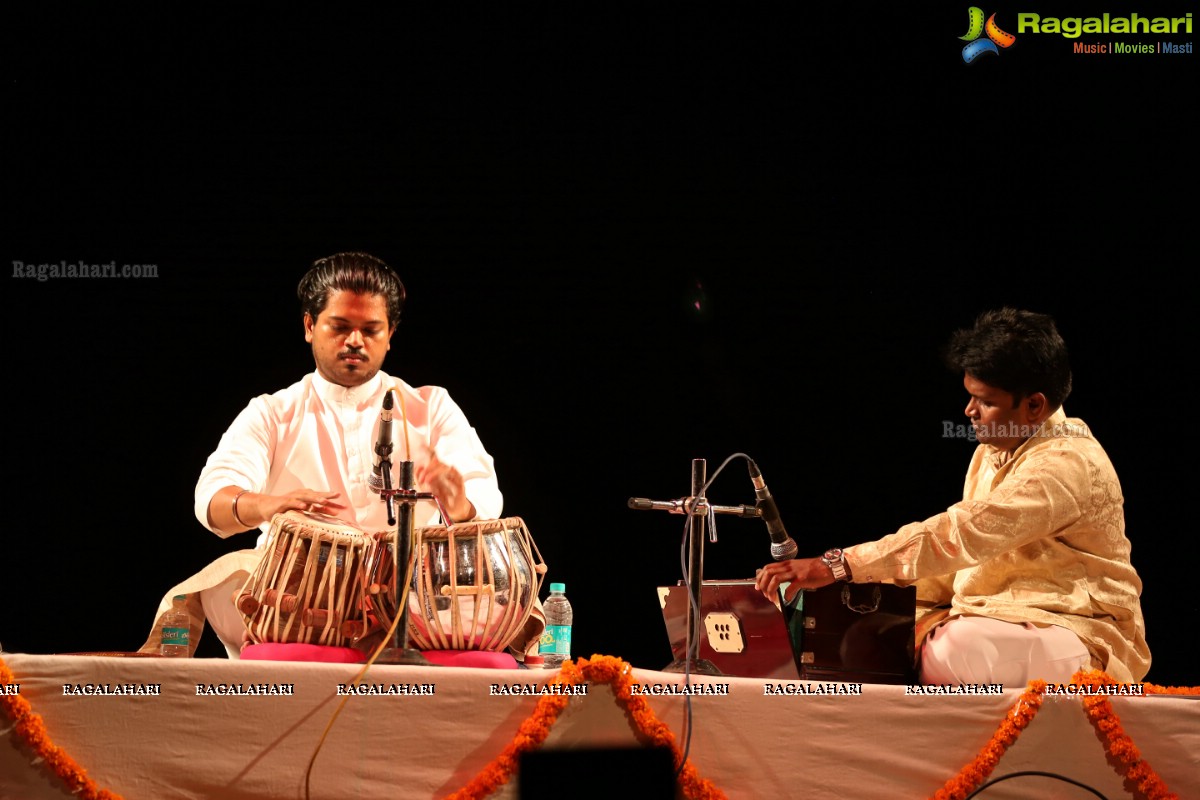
[
  {"x1": 420, "y1": 650, "x2": 518, "y2": 669},
  {"x1": 240, "y1": 643, "x2": 366, "y2": 663},
  {"x1": 239, "y1": 643, "x2": 517, "y2": 669}
]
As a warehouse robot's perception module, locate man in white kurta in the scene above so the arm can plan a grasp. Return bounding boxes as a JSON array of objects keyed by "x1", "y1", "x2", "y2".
[
  {"x1": 140, "y1": 252, "x2": 538, "y2": 659},
  {"x1": 193, "y1": 370, "x2": 502, "y2": 549}
]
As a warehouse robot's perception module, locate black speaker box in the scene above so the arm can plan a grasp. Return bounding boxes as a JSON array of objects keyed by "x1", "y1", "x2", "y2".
[{"x1": 518, "y1": 745, "x2": 676, "y2": 798}]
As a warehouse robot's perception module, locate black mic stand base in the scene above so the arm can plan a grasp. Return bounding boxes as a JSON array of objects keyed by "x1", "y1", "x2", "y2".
[
  {"x1": 662, "y1": 657, "x2": 723, "y2": 676},
  {"x1": 373, "y1": 646, "x2": 433, "y2": 666}
]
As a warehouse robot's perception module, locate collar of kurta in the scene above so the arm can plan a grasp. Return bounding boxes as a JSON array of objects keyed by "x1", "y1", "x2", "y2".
[
  {"x1": 983, "y1": 407, "x2": 1070, "y2": 470},
  {"x1": 310, "y1": 370, "x2": 386, "y2": 407}
]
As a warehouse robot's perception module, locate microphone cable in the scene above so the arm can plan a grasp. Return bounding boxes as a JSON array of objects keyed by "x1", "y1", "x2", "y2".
[{"x1": 964, "y1": 770, "x2": 1108, "y2": 799}]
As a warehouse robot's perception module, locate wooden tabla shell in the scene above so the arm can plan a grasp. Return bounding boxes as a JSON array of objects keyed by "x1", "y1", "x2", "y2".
[{"x1": 236, "y1": 510, "x2": 371, "y2": 648}]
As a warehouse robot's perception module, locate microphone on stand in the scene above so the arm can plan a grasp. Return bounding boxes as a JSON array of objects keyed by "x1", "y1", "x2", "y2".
[
  {"x1": 748, "y1": 460, "x2": 798, "y2": 560},
  {"x1": 368, "y1": 391, "x2": 394, "y2": 495}
]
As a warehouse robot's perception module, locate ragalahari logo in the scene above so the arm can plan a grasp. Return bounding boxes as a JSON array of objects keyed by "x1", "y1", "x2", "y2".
[{"x1": 960, "y1": 7, "x2": 1017, "y2": 62}]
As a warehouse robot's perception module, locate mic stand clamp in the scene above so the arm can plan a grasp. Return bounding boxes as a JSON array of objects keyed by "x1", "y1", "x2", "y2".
[{"x1": 374, "y1": 461, "x2": 433, "y2": 666}]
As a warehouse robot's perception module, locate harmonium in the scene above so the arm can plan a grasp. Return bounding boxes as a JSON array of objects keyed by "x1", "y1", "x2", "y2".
[
  {"x1": 783, "y1": 582, "x2": 916, "y2": 684},
  {"x1": 657, "y1": 579, "x2": 916, "y2": 685}
]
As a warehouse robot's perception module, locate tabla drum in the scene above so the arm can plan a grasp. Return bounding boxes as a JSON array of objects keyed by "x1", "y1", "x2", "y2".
[
  {"x1": 236, "y1": 510, "x2": 371, "y2": 648},
  {"x1": 355, "y1": 517, "x2": 545, "y2": 653}
]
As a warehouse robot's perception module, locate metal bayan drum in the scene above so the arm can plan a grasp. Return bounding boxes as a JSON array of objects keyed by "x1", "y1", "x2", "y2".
[
  {"x1": 358, "y1": 517, "x2": 545, "y2": 653},
  {"x1": 236, "y1": 511, "x2": 371, "y2": 648}
]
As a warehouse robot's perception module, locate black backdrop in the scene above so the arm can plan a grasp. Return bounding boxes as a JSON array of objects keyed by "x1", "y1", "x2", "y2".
[{"x1": 6, "y1": 9, "x2": 1194, "y2": 687}]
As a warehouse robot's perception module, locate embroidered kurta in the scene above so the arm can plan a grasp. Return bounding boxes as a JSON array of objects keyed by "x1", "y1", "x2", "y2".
[{"x1": 846, "y1": 409, "x2": 1150, "y2": 682}]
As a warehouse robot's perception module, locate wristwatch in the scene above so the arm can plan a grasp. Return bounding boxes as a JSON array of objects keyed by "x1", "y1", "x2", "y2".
[{"x1": 821, "y1": 548, "x2": 849, "y2": 582}]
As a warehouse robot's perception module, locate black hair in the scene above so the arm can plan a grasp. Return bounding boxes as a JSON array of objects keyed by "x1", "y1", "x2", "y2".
[
  {"x1": 942, "y1": 308, "x2": 1073, "y2": 408},
  {"x1": 297, "y1": 252, "x2": 406, "y2": 328}
]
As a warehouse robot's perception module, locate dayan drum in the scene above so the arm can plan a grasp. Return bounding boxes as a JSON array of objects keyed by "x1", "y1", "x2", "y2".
[
  {"x1": 236, "y1": 511, "x2": 372, "y2": 648},
  {"x1": 355, "y1": 517, "x2": 545, "y2": 653}
]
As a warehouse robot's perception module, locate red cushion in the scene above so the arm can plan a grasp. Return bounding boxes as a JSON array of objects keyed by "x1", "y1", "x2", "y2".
[{"x1": 240, "y1": 643, "x2": 366, "y2": 663}]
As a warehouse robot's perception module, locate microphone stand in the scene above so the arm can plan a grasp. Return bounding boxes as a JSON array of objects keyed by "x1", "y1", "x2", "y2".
[
  {"x1": 630, "y1": 453, "x2": 796, "y2": 676},
  {"x1": 629, "y1": 457, "x2": 768, "y2": 675},
  {"x1": 649, "y1": 458, "x2": 723, "y2": 676},
  {"x1": 374, "y1": 460, "x2": 433, "y2": 666}
]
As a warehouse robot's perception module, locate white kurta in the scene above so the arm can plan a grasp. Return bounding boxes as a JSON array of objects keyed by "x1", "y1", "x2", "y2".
[{"x1": 194, "y1": 370, "x2": 503, "y2": 546}]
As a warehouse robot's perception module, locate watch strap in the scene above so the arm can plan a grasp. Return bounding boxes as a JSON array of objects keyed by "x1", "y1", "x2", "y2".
[{"x1": 822, "y1": 548, "x2": 849, "y2": 582}]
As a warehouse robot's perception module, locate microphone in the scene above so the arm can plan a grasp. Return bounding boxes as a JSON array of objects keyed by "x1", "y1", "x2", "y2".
[
  {"x1": 368, "y1": 391, "x2": 394, "y2": 494},
  {"x1": 748, "y1": 460, "x2": 798, "y2": 560}
]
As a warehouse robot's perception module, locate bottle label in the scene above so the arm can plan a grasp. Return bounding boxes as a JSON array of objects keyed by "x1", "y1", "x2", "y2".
[
  {"x1": 162, "y1": 627, "x2": 189, "y2": 647},
  {"x1": 539, "y1": 625, "x2": 571, "y2": 656}
]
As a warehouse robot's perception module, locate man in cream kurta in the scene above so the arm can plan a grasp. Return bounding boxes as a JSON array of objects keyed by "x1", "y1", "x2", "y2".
[
  {"x1": 755, "y1": 308, "x2": 1150, "y2": 685},
  {"x1": 847, "y1": 409, "x2": 1148, "y2": 683}
]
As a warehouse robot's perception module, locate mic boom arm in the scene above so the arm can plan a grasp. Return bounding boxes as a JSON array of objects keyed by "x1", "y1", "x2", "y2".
[{"x1": 627, "y1": 497, "x2": 761, "y2": 517}]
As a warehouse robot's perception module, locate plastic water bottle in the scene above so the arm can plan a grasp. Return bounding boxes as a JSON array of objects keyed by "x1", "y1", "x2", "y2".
[
  {"x1": 539, "y1": 582, "x2": 573, "y2": 669},
  {"x1": 160, "y1": 594, "x2": 190, "y2": 658}
]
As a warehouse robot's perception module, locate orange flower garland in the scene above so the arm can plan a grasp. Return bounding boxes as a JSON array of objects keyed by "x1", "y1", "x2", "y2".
[
  {"x1": 0, "y1": 655, "x2": 124, "y2": 800},
  {"x1": 1141, "y1": 680, "x2": 1200, "y2": 696},
  {"x1": 443, "y1": 654, "x2": 727, "y2": 800},
  {"x1": 932, "y1": 679, "x2": 1046, "y2": 800},
  {"x1": 1073, "y1": 670, "x2": 1178, "y2": 800},
  {"x1": 932, "y1": 669, "x2": 1192, "y2": 800}
]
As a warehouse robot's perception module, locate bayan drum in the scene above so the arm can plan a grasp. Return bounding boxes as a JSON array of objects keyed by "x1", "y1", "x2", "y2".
[
  {"x1": 356, "y1": 517, "x2": 545, "y2": 653},
  {"x1": 236, "y1": 511, "x2": 371, "y2": 648}
]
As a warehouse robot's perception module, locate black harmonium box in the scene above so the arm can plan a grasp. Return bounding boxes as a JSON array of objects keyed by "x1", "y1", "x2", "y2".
[{"x1": 783, "y1": 582, "x2": 916, "y2": 684}]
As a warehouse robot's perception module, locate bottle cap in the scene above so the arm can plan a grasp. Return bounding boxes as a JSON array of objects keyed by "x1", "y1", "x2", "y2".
[
  {"x1": 549, "y1": 582, "x2": 565, "y2": 593},
  {"x1": 172, "y1": 594, "x2": 187, "y2": 602},
  {"x1": 524, "y1": 653, "x2": 544, "y2": 667}
]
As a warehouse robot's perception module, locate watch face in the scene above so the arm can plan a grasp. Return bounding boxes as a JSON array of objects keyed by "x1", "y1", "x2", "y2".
[{"x1": 824, "y1": 549, "x2": 842, "y2": 561}]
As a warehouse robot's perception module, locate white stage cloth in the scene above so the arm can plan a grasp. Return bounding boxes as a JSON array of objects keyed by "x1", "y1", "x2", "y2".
[{"x1": 1, "y1": 653, "x2": 1197, "y2": 800}]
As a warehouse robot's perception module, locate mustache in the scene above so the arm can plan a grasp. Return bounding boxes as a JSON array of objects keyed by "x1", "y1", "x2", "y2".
[{"x1": 338, "y1": 350, "x2": 365, "y2": 359}]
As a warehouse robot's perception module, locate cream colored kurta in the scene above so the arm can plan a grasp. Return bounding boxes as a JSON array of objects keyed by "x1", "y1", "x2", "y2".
[{"x1": 846, "y1": 409, "x2": 1150, "y2": 682}]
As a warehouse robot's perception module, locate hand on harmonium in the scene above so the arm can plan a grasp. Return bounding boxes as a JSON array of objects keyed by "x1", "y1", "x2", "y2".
[
  {"x1": 755, "y1": 557, "x2": 836, "y2": 604},
  {"x1": 416, "y1": 453, "x2": 474, "y2": 523}
]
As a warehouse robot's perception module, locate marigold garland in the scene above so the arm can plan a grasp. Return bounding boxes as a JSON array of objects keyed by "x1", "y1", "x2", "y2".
[
  {"x1": 931, "y1": 669, "x2": 1193, "y2": 800},
  {"x1": 1072, "y1": 670, "x2": 1179, "y2": 800},
  {"x1": 0, "y1": 655, "x2": 124, "y2": 800},
  {"x1": 932, "y1": 679, "x2": 1046, "y2": 800},
  {"x1": 1134, "y1": 677, "x2": 1200, "y2": 696},
  {"x1": 442, "y1": 654, "x2": 727, "y2": 800}
]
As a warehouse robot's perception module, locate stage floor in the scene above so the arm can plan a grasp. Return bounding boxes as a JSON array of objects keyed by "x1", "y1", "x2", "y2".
[{"x1": 2, "y1": 652, "x2": 1197, "y2": 800}]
